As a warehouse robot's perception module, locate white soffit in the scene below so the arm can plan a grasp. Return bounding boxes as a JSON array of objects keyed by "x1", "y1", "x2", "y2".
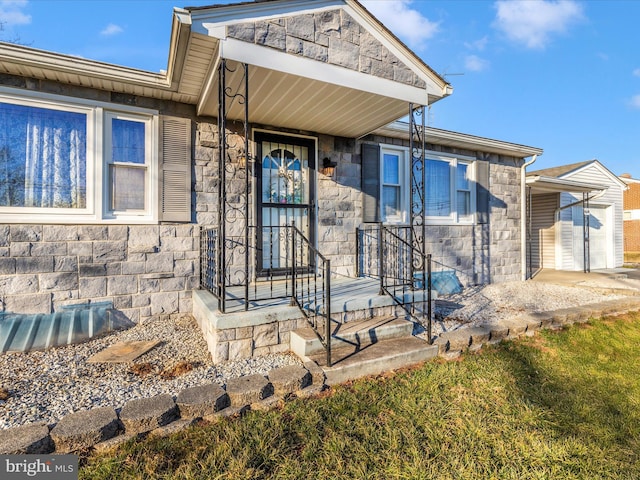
[{"x1": 199, "y1": 59, "x2": 411, "y2": 137}]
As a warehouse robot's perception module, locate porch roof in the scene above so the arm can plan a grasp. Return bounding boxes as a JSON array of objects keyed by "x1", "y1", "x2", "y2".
[
  {"x1": 525, "y1": 175, "x2": 607, "y2": 195},
  {"x1": 0, "y1": 0, "x2": 452, "y2": 139},
  {"x1": 184, "y1": 0, "x2": 452, "y2": 137}
]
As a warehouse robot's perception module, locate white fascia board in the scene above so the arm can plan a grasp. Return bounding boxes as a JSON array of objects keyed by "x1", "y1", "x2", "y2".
[
  {"x1": 190, "y1": 0, "x2": 343, "y2": 32},
  {"x1": 218, "y1": 37, "x2": 429, "y2": 104},
  {"x1": 560, "y1": 160, "x2": 628, "y2": 190},
  {"x1": 376, "y1": 121, "x2": 543, "y2": 158},
  {"x1": 0, "y1": 43, "x2": 171, "y2": 88},
  {"x1": 525, "y1": 175, "x2": 607, "y2": 193},
  {"x1": 166, "y1": 8, "x2": 193, "y2": 88}
]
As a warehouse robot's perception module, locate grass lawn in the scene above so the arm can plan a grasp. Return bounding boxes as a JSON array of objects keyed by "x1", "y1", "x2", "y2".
[{"x1": 80, "y1": 312, "x2": 640, "y2": 480}]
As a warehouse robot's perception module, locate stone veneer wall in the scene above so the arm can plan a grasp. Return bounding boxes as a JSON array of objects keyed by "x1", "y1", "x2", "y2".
[
  {"x1": 0, "y1": 225, "x2": 199, "y2": 322},
  {"x1": 227, "y1": 9, "x2": 426, "y2": 89},
  {"x1": 359, "y1": 135, "x2": 524, "y2": 286},
  {"x1": 0, "y1": 74, "x2": 203, "y2": 321}
]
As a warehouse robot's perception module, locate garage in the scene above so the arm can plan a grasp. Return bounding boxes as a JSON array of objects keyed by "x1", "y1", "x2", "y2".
[
  {"x1": 572, "y1": 205, "x2": 611, "y2": 270},
  {"x1": 526, "y1": 160, "x2": 626, "y2": 275}
]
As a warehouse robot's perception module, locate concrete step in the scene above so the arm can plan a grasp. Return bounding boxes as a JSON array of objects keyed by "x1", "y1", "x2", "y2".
[
  {"x1": 308, "y1": 336, "x2": 438, "y2": 385},
  {"x1": 290, "y1": 316, "x2": 413, "y2": 357}
]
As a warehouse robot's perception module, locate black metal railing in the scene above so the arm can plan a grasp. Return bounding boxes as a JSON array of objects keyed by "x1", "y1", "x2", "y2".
[
  {"x1": 200, "y1": 226, "x2": 296, "y2": 313},
  {"x1": 290, "y1": 225, "x2": 332, "y2": 367},
  {"x1": 356, "y1": 224, "x2": 433, "y2": 343},
  {"x1": 200, "y1": 224, "x2": 333, "y2": 364}
]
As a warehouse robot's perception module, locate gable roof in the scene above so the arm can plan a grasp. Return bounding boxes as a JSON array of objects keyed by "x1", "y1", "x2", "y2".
[
  {"x1": 528, "y1": 159, "x2": 628, "y2": 191},
  {"x1": 528, "y1": 160, "x2": 594, "y2": 178},
  {"x1": 0, "y1": 0, "x2": 452, "y2": 138},
  {"x1": 184, "y1": 0, "x2": 452, "y2": 136}
]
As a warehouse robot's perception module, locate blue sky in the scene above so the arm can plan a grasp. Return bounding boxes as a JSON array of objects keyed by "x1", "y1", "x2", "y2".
[{"x1": 1, "y1": 0, "x2": 639, "y2": 177}]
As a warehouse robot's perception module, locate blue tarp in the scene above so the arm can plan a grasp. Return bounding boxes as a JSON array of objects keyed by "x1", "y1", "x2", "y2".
[{"x1": 414, "y1": 270, "x2": 464, "y2": 295}]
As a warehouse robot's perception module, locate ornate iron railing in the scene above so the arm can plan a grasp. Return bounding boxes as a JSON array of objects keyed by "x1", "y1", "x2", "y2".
[
  {"x1": 290, "y1": 225, "x2": 332, "y2": 367},
  {"x1": 200, "y1": 226, "x2": 296, "y2": 312},
  {"x1": 356, "y1": 224, "x2": 433, "y2": 343},
  {"x1": 200, "y1": 224, "x2": 332, "y2": 364}
]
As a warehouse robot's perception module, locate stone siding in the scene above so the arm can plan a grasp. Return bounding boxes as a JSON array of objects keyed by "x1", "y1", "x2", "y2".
[
  {"x1": 1, "y1": 225, "x2": 199, "y2": 322},
  {"x1": 227, "y1": 9, "x2": 426, "y2": 89}
]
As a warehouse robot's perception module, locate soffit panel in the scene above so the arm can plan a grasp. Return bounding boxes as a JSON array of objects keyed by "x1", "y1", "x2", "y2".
[{"x1": 203, "y1": 60, "x2": 412, "y2": 138}]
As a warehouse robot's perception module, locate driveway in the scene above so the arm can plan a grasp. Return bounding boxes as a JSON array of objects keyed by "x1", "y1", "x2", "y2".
[{"x1": 531, "y1": 268, "x2": 640, "y2": 292}]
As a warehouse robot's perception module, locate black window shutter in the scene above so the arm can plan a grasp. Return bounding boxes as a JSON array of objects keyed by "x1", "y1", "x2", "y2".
[
  {"x1": 476, "y1": 159, "x2": 490, "y2": 224},
  {"x1": 361, "y1": 143, "x2": 380, "y2": 223}
]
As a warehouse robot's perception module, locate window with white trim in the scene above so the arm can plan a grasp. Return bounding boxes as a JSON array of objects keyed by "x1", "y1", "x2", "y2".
[
  {"x1": 423, "y1": 155, "x2": 476, "y2": 224},
  {"x1": 380, "y1": 146, "x2": 409, "y2": 223},
  {"x1": 0, "y1": 89, "x2": 166, "y2": 224}
]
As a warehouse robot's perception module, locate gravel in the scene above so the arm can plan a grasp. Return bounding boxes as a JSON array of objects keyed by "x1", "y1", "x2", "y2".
[
  {"x1": 430, "y1": 280, "x2": 625, "y2": 337},
  {"x1": 0, "y1": 314, "x2": 300, "y2": 429},
  {"x1": 0, "y1": 280, "x2": 629, "y2": 430}
]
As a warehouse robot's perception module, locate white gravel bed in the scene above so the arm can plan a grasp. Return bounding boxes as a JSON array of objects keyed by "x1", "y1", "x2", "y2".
[
  {"x1": 428, "y1": 280, "x2": 625, "y2": 338},
  {"x1": 0, "y1": 314, "x2": 300, "y2": 430}
]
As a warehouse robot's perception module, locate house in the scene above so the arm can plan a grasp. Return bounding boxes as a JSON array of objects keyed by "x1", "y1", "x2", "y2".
[
  {"x1": 526, "y1": 160, "x2": 626, "y2": 275},
  {"x1": 0, "y1": 0, "x2": 541, "y2": 363},
  {"x1": 619, "y1": 173, "x2": 640, "y2": 258}
]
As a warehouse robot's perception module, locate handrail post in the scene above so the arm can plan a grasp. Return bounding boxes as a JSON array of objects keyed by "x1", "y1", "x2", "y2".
[
  {"x1": 290, "y1": 225, "x2": 297, "y2": 306},
  {"x1": 378, "y1": 222, "x2": 384, "y2": 295},
  {"x1": 427, "y1": 253, "x2": 432, "y2": 344},
  {"x1": 355, "y1": 227, "x2": 360, "y2": 278},
  {"x1": 325, "y1": 258, "x2": 332, "y2": 367}
]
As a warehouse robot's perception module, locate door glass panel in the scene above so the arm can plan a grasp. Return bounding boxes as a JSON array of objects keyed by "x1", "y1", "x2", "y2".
[{"x1": 259, "y1": 138, "x2": 312, "y2": 272}]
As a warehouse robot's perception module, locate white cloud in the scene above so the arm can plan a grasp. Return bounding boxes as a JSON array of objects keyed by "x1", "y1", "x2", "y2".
[
  {"x1": 100, "y1": 23, "x2": 123, "y2": 36},
  {"x1": 493, "y1": 0, "x2": 584, "y2": 49},
  {"x1": 0, "y1": 0, "x2": 31, "y2": 26},
  {"x1": 464, "y1": 36, "x2": 489, "y2": 51},
  {"x1": 361, "y1": 0, "x2": 439, "y2": 49},
  {"x1": 465, "y1": 55, "x2": 489, "y2": 72},
  {"x1": 633, "y1": 69, "x2": 640, "y2": 77},
  {"x1": 630, "y1": 95, "x2": 640, "y2": 109}
]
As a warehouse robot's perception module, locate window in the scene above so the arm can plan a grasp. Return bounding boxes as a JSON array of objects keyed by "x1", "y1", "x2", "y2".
[
  {"x1": 423, "y1": 154, "x2": 476, "y2": 224},
  {"x1": 105, "y1": 113, "x2": 151, "y2": 215},
  {"x1": 0, "y1": 88, "x2": 165, "y2": 223},
  {"x1": 380, "y1": 146, "x2": 408, "y2": 223},
  {"x1": 0, "y1": 101, "x2": 88, "y2": 211}
]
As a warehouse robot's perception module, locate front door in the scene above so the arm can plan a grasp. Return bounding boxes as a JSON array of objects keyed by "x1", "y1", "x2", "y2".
[{"x1": 256, "y1": 132, "x2": 315, "y2": 274}]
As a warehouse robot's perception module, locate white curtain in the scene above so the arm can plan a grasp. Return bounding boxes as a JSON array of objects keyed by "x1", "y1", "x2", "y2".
[{"x1": 24, "y1": 117, "x2": 84, "y2": 208}]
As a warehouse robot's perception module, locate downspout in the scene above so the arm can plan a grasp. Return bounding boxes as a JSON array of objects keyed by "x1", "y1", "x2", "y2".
[{"x1": 521, "y1": 154, "x2": 538, "y2": 280}]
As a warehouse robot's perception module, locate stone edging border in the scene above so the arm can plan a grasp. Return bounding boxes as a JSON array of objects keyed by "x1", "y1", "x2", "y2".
[
  {"x1": 0, "y1": 362, "x2": 326, "y2": 455},
  {"x1": 2, "y1": 295, "x2": 640, "y2": 455}
]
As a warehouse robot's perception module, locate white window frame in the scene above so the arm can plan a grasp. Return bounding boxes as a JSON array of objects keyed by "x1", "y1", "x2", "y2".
[
  {"x1": 380, "y1": 144, "x2": 409, "y2": 224},
  {"x1": 424, "y1": 152, "x2": 476, "y2": 226},
  {"x1": 0, "y1": 86, "x2": 158, "y2": 224},
  {"x1": 103, "y1": 111, "x2": 156, "y2": 221}
]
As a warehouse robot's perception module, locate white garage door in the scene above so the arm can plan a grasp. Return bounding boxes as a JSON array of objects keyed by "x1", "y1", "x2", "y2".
[{"x1": 572, "y1": 206, "x2": 609, "y2": 270}]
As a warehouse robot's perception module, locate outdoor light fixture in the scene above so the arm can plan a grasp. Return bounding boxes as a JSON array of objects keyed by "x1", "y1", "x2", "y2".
[{"x1": 321, "y1": 157, "x2": 337, "y2": 177}]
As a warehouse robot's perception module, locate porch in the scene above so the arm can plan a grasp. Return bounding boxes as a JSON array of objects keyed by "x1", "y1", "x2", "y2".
[{"x1": 196, "y1": 224, "x2": 434, "y2": 367}]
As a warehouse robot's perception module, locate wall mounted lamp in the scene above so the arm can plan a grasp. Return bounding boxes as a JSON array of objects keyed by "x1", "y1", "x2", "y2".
[{"x1": 321, "y1": 157, "x2": 337, "y2": 177}]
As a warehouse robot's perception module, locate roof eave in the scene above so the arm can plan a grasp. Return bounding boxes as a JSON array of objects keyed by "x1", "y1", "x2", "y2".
[
  {"x1": 374, "y1": 121, "x2": 543, "y2": 158},
  {"x1": 0, "y1": 42, "x2": 172, "y2": 89}
]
